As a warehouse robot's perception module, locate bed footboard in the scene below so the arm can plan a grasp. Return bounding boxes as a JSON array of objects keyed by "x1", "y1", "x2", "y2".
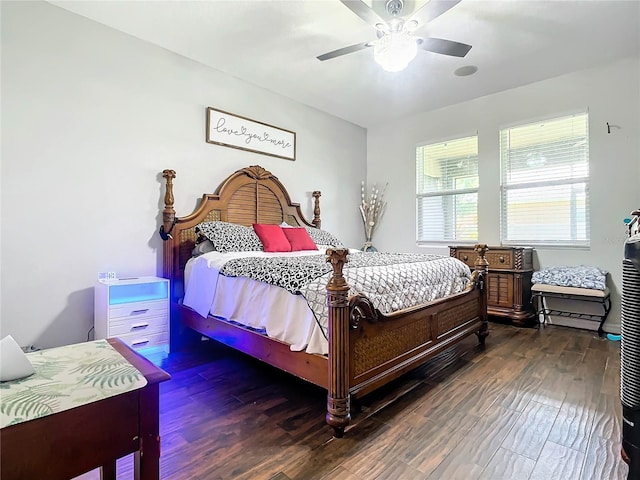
[{"x1": 325, "y1": 245, "x2": 489, "y2": 437}]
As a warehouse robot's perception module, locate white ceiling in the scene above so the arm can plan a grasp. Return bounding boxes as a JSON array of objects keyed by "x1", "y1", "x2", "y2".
[{"x1": 50, "y1": 0, "x2": 640, "y2": 128}]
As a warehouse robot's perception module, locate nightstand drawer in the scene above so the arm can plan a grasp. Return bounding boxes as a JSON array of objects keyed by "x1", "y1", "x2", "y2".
[
  {"x1": 452, "y1": 248, "x2": 526, "y2": 271},
  {"x1": 452, "y1": 248, "x2": 478, "y2": 268},
  {"x1": 109, "y1": 315, "x2": 167, "y2": 336},
  {"x1": 109, "y1": 300, "x2": 168, "y2": 320},
  {"x1": 118, "y1": 331, "x2": 169, "y2": 351},
  {"x1": 484, "y1": 250, "x2": 514, "y2": 270}
]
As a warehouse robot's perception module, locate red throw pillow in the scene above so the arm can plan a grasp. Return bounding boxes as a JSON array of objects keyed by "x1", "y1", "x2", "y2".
[
  {"x1": 283, "y1": 227, "x2": 318, "y2": 251},
  {"x1": 253, "y1": 224, "x2": 291, "y2": 252}
]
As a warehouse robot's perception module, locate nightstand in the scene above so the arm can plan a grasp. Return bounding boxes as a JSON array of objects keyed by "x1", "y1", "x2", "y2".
[
  {"x1": 94, "y1": 276, "x2": 170, "y2": 356},
  {"x1": 449, "y1": 245, "x2": 536, "y2": 327}
]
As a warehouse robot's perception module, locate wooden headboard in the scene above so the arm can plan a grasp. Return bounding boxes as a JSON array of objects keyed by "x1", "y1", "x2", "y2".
[{"x1": 160, "y1": 165, "x2": 321, "y2": 297}]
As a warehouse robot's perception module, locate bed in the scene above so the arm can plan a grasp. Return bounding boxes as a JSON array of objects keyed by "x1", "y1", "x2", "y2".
[{"x1": 159, "y1": 164, "x2": 489, "y2": 437}]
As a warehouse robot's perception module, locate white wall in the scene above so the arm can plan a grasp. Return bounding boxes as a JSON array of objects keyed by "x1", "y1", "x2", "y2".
[
  {"x1": 367, "y1": 56, "x2": 640, "y2": 333},
  {"x1": 0, "y1": 1, "x2": 366, "y2": 349}
]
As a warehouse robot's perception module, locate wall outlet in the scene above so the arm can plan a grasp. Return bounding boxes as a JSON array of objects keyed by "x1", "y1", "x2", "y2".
[{"x1": 98, "y1": 271, "x2": 117, "y2": 280}]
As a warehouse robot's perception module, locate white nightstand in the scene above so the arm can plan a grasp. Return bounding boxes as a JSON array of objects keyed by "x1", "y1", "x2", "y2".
[{"x1": 94, "y1": 276, "x2": 170, "y2": 357}]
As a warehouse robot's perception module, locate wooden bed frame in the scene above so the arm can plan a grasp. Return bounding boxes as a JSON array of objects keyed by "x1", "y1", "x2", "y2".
[{"x1": 160, "y1": 165, "x2": 489, "y2": 437}]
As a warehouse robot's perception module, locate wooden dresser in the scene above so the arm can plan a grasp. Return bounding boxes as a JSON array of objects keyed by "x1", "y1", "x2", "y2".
[{"x1": 450, "y1": 245, "x2": 535, "y2": 327}]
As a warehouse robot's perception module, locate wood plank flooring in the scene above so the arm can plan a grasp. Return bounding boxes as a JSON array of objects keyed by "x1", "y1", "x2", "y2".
[{"x1": 76, "y1": 323, "x2": 628, "y2": 480}]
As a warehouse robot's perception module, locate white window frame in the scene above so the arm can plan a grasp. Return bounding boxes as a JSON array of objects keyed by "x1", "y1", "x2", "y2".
[{"x1": 499, "y1": 111, "x2": 590, "y2": 247}]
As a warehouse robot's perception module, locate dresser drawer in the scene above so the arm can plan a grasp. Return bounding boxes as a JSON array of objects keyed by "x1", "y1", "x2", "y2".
[
  {"x1": 117, "y1": 331, "x2": 169, "y2": 351},
  {"x1": 109, "y1": 299, "x2": 168, "y2": 320},
  {"x1": 108, "y1": 314, "x2": 167, "y2": 337}
]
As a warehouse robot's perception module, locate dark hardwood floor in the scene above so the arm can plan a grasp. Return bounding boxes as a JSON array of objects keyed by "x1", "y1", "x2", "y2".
[{"x1": 77, "y1": 323, "x2": 628, "y2": 480}]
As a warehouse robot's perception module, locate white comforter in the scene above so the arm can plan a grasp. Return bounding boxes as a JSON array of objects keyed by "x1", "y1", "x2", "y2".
[{"x1": 184, "y1": 250, "x2": 331, "y2": 354}]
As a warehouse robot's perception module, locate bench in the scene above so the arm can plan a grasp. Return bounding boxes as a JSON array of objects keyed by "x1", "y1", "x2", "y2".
[
  {"x1": 530, "y1": 265, "x2": 610, "y2": 336},
  {"x1": 531, "y1": 283, "x2": 611, "y2": 336}
]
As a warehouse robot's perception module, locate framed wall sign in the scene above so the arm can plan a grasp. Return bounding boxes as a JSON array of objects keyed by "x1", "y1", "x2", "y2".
[{"x1": 206, "y1": 107, "x2": 296, "y2": 161}]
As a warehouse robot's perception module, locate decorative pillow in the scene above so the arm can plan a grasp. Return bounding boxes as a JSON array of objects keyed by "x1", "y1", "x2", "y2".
[
  {"x1": 191, "y1": 239, "x2": 215, "y2": 257},
  {"x1": 304, "y1": 226, "x2": 344, "y2": 248},
  {"x1": 253, "y1": 224, "x2": 292, "y2": 252},
  {"x1": 283, "y1": 227, "x2": 318, "y2": 251},
  {"x1": 195, "y1": 221, "x2": 263, "y2": 254}
]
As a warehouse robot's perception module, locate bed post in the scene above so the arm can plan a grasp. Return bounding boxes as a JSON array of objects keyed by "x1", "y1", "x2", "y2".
[
  {"x1": 325, "y1": 248, "x2": 350, "y2": 437},
  {"x1": 474, "y1": 244, "x2": 490, "y2": 344},
  {"x1": 161, "y1": 169, "x2": 176, "y2": 279},
  {"x1": 312, "y1": 191, "x2": 321, "y2": 229}
]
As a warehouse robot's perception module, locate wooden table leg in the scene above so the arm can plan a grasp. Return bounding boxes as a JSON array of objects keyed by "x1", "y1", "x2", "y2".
[
  {"x1": 101, "y1": 459, "x2": 116, "y2": 480},
  {"x1": 134, "y1": 383, "x2": 161, "y2": 480},
  {"x1": 109, "y1": 338, "x2": 170, "y2": 480}
]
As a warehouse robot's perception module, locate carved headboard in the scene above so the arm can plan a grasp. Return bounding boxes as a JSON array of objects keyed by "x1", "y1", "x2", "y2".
[{"x1": 160, "y1": 165, "x2": 321, "y2": 298}]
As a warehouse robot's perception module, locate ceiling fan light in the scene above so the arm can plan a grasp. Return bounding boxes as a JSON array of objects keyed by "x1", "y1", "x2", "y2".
[
  {"x1": 374, "y1": 22, "x2": 387, "y2": 32},
  {"x1": 373, "y1": 32, "x2": 418, "y2": 72},
  {"x1": 405, "y1": 20, "x2": 419, "y2": 32}
]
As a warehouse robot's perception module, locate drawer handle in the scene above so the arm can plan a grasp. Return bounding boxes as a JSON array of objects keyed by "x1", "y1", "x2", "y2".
[
  {"x1": 462, "y1": 255, "x2": 468, "y2": 261},
  {"x1": 131, "y1": 322, "x2": 149, "y2": 330},
  {"x1": 499, "y1": 256, "x2": 505, "y2": 263},
  {"x1": 131, "y1": 339, "x2": 149, "y2": 346},
  {"x1": 130, "y1": 309, "x2": 149, "y2": 315}
]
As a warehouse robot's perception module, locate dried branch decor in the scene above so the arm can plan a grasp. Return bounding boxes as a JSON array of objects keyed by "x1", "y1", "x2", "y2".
[{"x1": 360, "y1": 181, "x2": 388, "y2": 251}]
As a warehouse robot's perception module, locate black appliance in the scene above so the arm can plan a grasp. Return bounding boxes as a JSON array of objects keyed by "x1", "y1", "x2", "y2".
[{"x1": 621, "y1": 209, "x2": 640, "y2": 479}]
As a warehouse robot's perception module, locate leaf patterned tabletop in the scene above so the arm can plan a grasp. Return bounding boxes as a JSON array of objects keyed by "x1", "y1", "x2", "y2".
[{"x1": 0, "y1": 339, "x2": 147, "y2": 428}]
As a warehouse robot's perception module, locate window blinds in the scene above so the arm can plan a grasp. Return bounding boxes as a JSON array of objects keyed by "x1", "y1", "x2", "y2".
[
  {"x1": 416, "y1": 136, "x2": 478, "y2": 242},
  {"x1": 500, "y1": 112, "x2": 589, "y2": 246}
]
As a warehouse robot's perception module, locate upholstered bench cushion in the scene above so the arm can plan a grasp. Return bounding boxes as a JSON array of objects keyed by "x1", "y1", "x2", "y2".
[
  {"x1": 532, "y1": 265, "x2": 608, "y2": 290},
  {"x1": 531, "y1": 283, "x2": 610, "y2": 298}
]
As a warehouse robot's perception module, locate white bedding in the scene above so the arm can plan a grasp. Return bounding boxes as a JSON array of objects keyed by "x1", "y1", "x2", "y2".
[{"x1": 184, "y1": 249, "x2": 330, "y2": 354}]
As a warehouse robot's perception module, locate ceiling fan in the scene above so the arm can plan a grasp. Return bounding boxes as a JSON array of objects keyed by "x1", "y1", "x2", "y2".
[{"x1": 317, "y1": 0, "x2": 471, "y2": 72}]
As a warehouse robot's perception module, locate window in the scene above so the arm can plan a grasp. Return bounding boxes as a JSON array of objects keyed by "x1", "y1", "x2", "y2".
[
  {"x1": 416, "y1": 135, "x2": 478, "y2": 243},
  {"x1": 500, "y1": 112, "x2": 589, "y2": 246}
]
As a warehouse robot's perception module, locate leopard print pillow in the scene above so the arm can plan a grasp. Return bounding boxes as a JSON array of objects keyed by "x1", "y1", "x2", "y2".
[
  {"x1": 195, "y1": 221, "x2": 264, "y2": 253},
  {"x1": 304, "y1": 227, "x2": 344, "y2": 248}
]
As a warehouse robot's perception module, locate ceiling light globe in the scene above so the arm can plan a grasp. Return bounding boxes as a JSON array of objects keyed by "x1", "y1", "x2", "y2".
[{"x1": 373, "y1": 32, "x2": 418, "y2": 72}]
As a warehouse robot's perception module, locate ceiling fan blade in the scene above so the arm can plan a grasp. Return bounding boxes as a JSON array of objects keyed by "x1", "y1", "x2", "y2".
[
  {"x1": 340, "y1": 0, "x2": 387, "y2": 29},
  {"x1": 419, "y1": 37, "x2": 472, "y2": 57},
  {"x1": 409, "y1": 0, "x2": 462, "y2": 28},
  {"x1": 317, "y1": 42, "x2": 372, "y2": 61}
]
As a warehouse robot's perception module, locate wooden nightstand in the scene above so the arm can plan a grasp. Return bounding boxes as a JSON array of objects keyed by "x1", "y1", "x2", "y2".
[
  {"x1": 450, "y1": 245, "x2": 535, "y2": 327},
  {"x1": 94, "y1": 276, "x2": 170, "y2": 356}
]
